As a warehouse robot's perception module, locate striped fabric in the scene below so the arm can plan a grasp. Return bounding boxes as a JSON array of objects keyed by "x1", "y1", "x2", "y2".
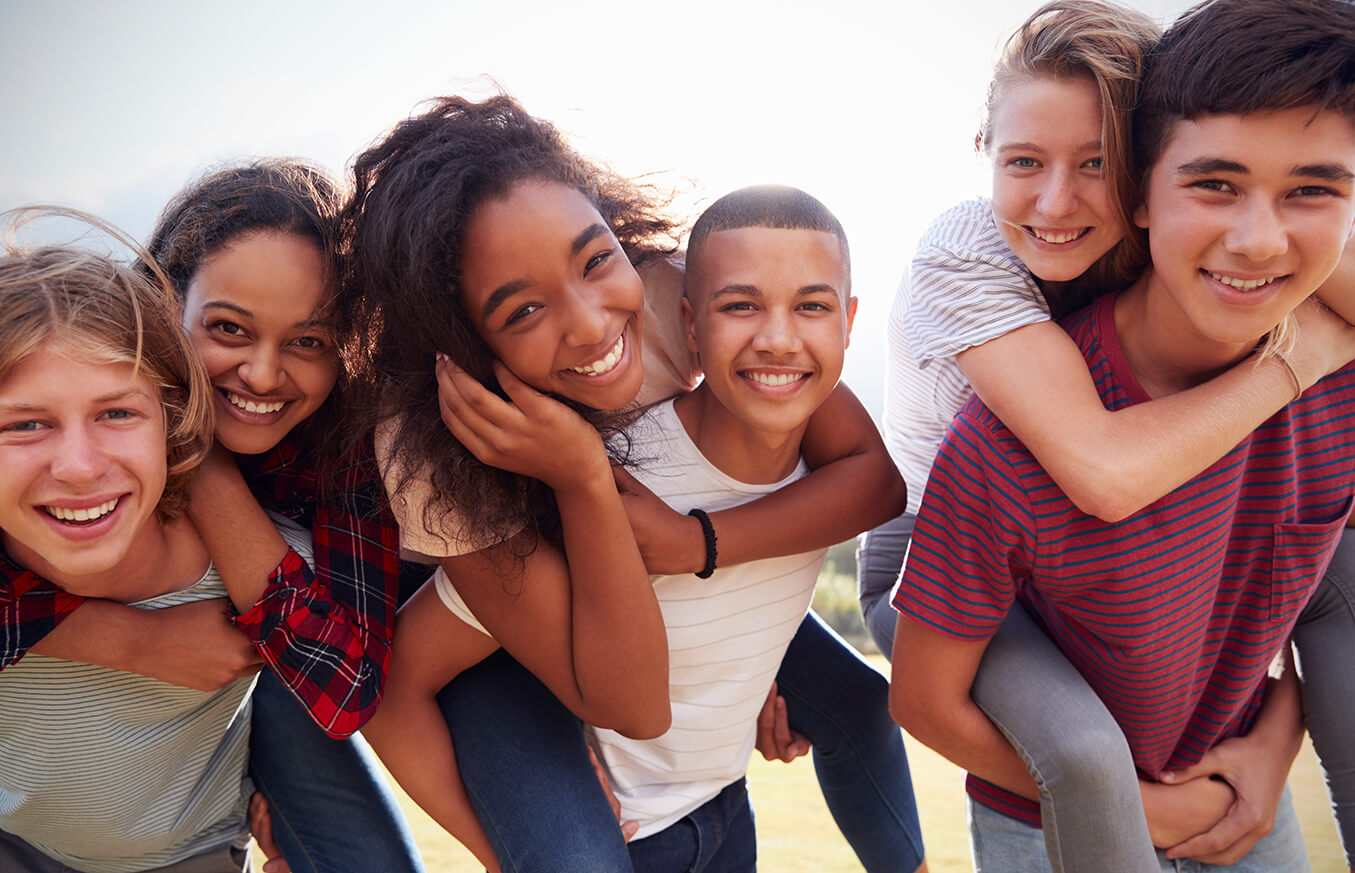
[
  {"x1": 883, "y1": 198, "x2": 1051, "y2": 513},
  {"x1": 588, "y1": 400, "x2": 827, "y2": 839},
  {"x1": 0, "y1": 516, "x2": 313, "y2": 872},
  {"x1": 896, "y1": 294, "x2": 1355, "y2": 824}
]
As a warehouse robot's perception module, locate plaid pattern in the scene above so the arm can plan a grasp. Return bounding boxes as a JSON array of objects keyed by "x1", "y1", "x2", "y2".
[{"x1": 1, "y1": 437, "x2": 408, "y2": 738}]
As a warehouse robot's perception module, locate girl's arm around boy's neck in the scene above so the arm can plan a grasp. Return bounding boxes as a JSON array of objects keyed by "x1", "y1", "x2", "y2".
[{"x1": 957, "y1": 297, "x2": 1355, "y2": 523}]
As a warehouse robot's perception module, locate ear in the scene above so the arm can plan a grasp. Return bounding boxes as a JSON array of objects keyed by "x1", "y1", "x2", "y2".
[
  {"x1": 843, "y1": 295, "x2": 859, "y2": 350},
  {"x1": 680, "y1": 296, "x2": 700, "y2": 357}
]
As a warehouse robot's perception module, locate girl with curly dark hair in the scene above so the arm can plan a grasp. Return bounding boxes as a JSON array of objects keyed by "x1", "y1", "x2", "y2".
[{"x1": 350, "y1": 95, "x2": 920, "y2": 873}]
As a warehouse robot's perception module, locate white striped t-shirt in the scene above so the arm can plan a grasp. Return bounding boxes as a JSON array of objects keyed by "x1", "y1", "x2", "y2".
[
  {"x1": 0, "y1": 515, "x2": 313, "y2": 873},
  {"x1": 883, "y1": 197, "x2": 1051, "y2": 513}
]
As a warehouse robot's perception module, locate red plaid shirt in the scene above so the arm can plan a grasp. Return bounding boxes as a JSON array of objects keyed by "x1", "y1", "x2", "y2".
[{"x1": 0, "y1": 436, "x2": 416, "y2": 738}]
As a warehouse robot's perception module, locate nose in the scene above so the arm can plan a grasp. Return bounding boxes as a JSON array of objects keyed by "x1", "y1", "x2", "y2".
[
  {"x1": 50, "y1": 424, "x2": 111, "y2": 484},
  {"x1": 1037, "y1": 167, "x2": 1079, "y2": 220},
  {"x1": 562, "y1": 282, "x2": 610, "y2": 348},
  {"x1": 753, "y1": 309, "x2": 804, "y2": 356},
  {"x1": 238, "y1": 345, "x2": 286, "y2": 395},
  {"x1": 1225, "y1": 198, "x2": 1288, "y2": 263}
]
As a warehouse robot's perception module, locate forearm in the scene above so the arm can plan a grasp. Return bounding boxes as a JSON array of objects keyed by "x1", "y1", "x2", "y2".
[
  {"x1": 188, "y1": 456, "x2": 288, "y2": 613},
  {"x1": 29, "y1": 599, "x2": 154, "y2": 670},
  {"x1": 555, "y1": 475, "x2": 670, "y2": 736}
]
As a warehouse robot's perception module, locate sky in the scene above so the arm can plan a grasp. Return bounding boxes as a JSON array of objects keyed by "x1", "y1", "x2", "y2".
[{"x1": 0, "y1": 0, "x2": 1193, "y2": 416}]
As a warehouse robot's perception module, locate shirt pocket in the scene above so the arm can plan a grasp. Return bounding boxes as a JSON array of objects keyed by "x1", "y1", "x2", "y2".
[{"x1": 1270, "y1": 495, "x2": 1353, "y2": 624}]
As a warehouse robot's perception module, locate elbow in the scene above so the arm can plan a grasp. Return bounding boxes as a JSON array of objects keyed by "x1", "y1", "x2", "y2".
[
  {"x1": 868, "y1": 469, "x2": 909, "y2": 529},
  {"x1": 1066, "y1": 487, "x2": 1139, "y2": 524},
  {"x1": 600, "y1": 699, "x2": 672, "y2": 740}
]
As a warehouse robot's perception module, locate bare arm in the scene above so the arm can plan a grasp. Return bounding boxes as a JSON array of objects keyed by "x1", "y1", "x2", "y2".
[
  {"x1": 361, "y1": 582, "x2": 501, "y2": 871},
  {"x1": 1316, "y1": 237, "x2": 1355, "y2": 325},
  {"x1": 29, "y1": 598, "x2": 262, "y2": 690},
  {"x1": 959, "y1": 297, "x2": 1355, "y2": 522},
  {"x1": 436, "y1": 360, "x2": 670, "y2": 738},
  {"x1": 621, "y1": 382, "x2": 907, "y2": 575}
]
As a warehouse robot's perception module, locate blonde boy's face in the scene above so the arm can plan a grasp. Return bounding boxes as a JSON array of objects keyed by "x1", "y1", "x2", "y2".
[
  {"x1": 683, "y1": 226, "x2": 856, "y2": 437},
  {"x1": 1133, "y1": 106, "x2": 1355, "y2": 353},
  {"x1": 0, "y1": 339, "x2": 167, "y2": 589}
]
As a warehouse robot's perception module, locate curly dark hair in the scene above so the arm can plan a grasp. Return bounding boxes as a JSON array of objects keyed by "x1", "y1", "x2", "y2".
[
  {"x1": 344, "y1": 94, "x2": 679, "y2": 555},
  {"x1": 142, "y1": 158, "x2": 351, "y2": 467}
]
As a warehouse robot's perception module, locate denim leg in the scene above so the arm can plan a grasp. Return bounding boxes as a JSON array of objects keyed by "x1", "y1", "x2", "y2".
[
  {"x1": 437, "y1": 650, "x2": 633, "y2": 873},
  {"x1": 249, "y1": 669, "x2": 424, "y2": 873},
  {"x1": 1291, "y1": 529, "x2": 1355, "y2": 867},
  {"x1": 970, "y1": 602, "x2": 1158, "y2": 873},
  {"x1": 856, "y1": 513, "x2": 914, "y2": 658},
  {"x1": 774, "y1": 611, "x2": 925, "y2": 873},
  {"x1": 627, "y1": 779, "x2": 755, "y2": 873}
]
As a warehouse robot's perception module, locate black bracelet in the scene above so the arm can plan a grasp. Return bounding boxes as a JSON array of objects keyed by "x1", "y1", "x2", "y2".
[{"x1": 688, "y1": 508, "x2": 718, "y2": 579}]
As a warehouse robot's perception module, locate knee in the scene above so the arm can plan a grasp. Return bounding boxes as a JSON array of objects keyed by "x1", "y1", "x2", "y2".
[{"x1": 1035, "y1": 720, "x2": 1136, "y2": 799}]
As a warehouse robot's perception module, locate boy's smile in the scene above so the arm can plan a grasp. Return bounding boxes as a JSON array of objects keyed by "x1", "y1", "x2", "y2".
[
  {"x1": 1128, "y1": 106, "x2": 1355, "y2": 381},
  {"x1": 681, "y1": 226, "x2": 855, "y2": 475},
  {"x1": 0, "y1": 340, "x2": 168, "y2": 591}
]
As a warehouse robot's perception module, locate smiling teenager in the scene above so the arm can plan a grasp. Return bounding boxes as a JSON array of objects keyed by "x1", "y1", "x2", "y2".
[
  {"x1": 346, "y1": 95, "x2": 917, "y2": 873},
  {"x1": 0, "y1": 164, "x2": 427, "y2": 873}
]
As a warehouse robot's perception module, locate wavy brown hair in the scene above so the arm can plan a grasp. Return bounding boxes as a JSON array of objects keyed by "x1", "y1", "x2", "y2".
[
  {"x1": 344, "y1": 94, "x2": 679, "y2": 555},
  {"x1": 0, "y1": 208, "x2": 214, "y2": 520},
  {"x1": 143, "y1": 158, "x2": 350, "y2": 466},
  {"x1": 978, "y1": 0, "x2": 1160, "y2": 315}
]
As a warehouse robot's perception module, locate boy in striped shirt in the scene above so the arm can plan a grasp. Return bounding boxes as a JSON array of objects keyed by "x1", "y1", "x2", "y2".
[{"x1": 890, "y1": 0, "x2": 1355, "y2": 870}]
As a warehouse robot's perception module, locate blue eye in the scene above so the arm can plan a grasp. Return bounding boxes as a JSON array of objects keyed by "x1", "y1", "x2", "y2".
[
  {"x1": 2, "y1": 420, "x2": 40, "y2": 433},
  {"x1": 1084, "y1": 157, "x2": 1104, "y2": 171},
  {"x1": 1009, "y1": 157, "x2": 1039, "y2": 169}
]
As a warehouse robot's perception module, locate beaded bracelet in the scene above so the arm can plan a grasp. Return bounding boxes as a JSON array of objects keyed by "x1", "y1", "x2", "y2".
[{"x1": 688, "y1": 508, "x2": 718, "y2": 579}]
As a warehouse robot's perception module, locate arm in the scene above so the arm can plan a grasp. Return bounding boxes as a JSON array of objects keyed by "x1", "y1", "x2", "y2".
[
  {"x1": 360, "y1": 582, "x2": 501, "y2": 871},
  {"x1": 621, "y1": 382, "x2": 908, "y2": 575},
  {"x1": 0, "y1": 570, "x2": 82, "y2": 668},
  {"x1": 193, "y1": 444, "x2": 400, "y2": 737},
  {"x1": 1154, "y1": 646, "x2": 1305, "y2": 864},
  {"x1": 959, "y1": 297, "x2": 1355, "y2": 522},
  {"x1": 435, "y1": 360, "x2": 670, "y2": 737},
  {"x1": 1316, "y1": 236, "x2": 1355, "y2": 325}
]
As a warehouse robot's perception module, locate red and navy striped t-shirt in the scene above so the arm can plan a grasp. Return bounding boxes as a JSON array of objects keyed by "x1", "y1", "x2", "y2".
[{"x1": 895, "y1": 293, "x2": 1355, "y2": 825}]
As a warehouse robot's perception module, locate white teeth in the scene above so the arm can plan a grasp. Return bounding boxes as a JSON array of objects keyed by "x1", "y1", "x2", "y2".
[
  {"x1": 1208, "y1": 272, "x2": 1277, "y2": 292},
  {"x1": 746, "y1": 372, "x2": 805, "y2": 387},
  {"x1": 570, "y1": 334, "x2": 625, "y2": 376},
  {"x1": 45, "y1": 498, "x2": 119, "y2": 523},
  {"x1": 1031, "y1": 228, "x2": 1086, "y2": 244},
  {"x1": 227, "y1": 392, "x2": 286, "y2": 414}
]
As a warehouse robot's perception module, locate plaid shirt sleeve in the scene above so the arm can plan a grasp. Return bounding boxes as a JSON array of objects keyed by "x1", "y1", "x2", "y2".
[
  {"x1": 0, "y1": 559, "x2": 85, "y2": 669},
  {"x1": 232, "y1": 442, "x2": 402, "y2": 738}
]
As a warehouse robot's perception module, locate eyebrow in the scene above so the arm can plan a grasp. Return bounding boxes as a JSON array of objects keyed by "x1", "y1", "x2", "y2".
[
  {"x1": 0, "y1": 387, "x2": 155, "y2": 414},
  {"x1": 996, "y1": 140, "x2": 1102, "y2": 155},
  {"x1": 709, "y1": 283, "x2": 841, "y2": 300},
  {"x1": 1176, "y1": 157, "x2": 1355, "y2": 183},
  {"x1": 201, "y1": 300, "x2": 330, "y2": 331},
  {"x1": 479, "y1": 223, "x2": 611, "y2": 323}
]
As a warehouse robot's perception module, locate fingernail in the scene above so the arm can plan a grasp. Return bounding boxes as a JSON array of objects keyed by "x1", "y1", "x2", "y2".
[
  {"x1": 435, "y1": 352, "x2": 447, "y2": 363},
  {"x1": 1160, "y1": 771, "x2": 1177, "y2": 783}
]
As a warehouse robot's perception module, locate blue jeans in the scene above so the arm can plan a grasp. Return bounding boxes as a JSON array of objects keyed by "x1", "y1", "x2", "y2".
[
  {"x1": 626, "y1": 780, "x2": 756, "y2": 873},
  {"x1": 440, "y1": 614, "x2": 923, "y2": 873},
  {"x1": 968, "y1": 786, "x2": 1311, "y2": 873},
  {"x1": 249, "y1": 669, "x2": 424, "y2": 873},
  {"x1": 775, "y1": 611, "x2": 925, "y2": 872}
]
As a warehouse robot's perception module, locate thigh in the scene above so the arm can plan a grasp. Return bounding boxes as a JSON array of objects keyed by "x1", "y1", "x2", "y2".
[
  {"x1": 439, "y1": 649, "x2": 633, "y2": 873},
  {"x1": 856, "y1": 513, "x2": 914, "y2": 657},
  {"x1": 627, "y1": 780, "x2": 756, "y2": 873},
  {"x1": 249, "y1": 670, "x2": 423, "y2": 873},
  {"x1": 0, "y1": 829, "x2": 67, "y2": 873}
]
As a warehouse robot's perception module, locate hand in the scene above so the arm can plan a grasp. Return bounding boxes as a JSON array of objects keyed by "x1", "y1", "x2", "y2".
[
  {"x1": 1156, "y1": 732, "x2": 1292, "y2": 863},
  {"x1": 754, "y1": 682, "x2": 810, "y2": 763},
  {"x1": 613, "y1": 467, "x2": 703, "y2": 575},
  {"x1": 1285, "y1": 296, "x2": 1355, "y2": 389},
  {"x1": 588, "y1": 747, "x2": 638, "y2": 842},
  {"x1": 1141, "y1": 775, "x2": 1234, "y2": 850},
  {"x1": 135, "y1": 599, "x2": 263, "y2": 691},
  {"x1": 435, "y1": 356, "x2": 607, "y2": 491},
  {"x1": 250, "y1": 792, "x2": 292, "y2": 873}
]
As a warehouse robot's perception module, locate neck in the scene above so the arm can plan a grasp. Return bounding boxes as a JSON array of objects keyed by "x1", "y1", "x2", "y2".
[
  {"x1": 5, "y1": 514, "x2": 208, "y2": 602},
  {"x1": 672, "y1": 387, "x2": 805, "y2": 484},
  {"x1": 1114, "y1": 267, "x2": 1255, "y2": 398}
]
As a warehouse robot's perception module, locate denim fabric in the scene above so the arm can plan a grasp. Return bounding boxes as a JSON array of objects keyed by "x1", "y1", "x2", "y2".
[
  {"x1": 1292, "y1": 529, "x2": 1355, "y2": 867},
  {"x1": 969, "y1": 785, "x2": 1311, "y2": 873},
  {"x1": 249, "y1": 669, "x2": 424, "y2": 873},
  {"x1": 856, "y1": 512, "x2": 914, "y2": 656},
  {"x1": 775, "y1": 611, "x2": 925, "y2": 872},
  {"x1": 626, "y1": 780, "x2": 756, "y2": 873},
  {"x1": 438, "y1": 650, "x2": 634, "y2": 873},
  {"x1": 972, "y1": 601, "x2": 1158, "y2": 873}
]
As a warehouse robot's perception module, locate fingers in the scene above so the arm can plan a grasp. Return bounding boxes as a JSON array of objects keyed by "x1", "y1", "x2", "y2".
[
  {"x1": 249, "y1": 793, "x2": 291, "y2": 873},
  {"x1": 755, "y1": 683, "x2": 782, "y2": 761}
]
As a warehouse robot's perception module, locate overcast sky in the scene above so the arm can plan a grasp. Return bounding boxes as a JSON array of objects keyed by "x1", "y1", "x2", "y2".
[{"x1": 0, "y1": 0, "x2": 1193, "y2": 415}]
